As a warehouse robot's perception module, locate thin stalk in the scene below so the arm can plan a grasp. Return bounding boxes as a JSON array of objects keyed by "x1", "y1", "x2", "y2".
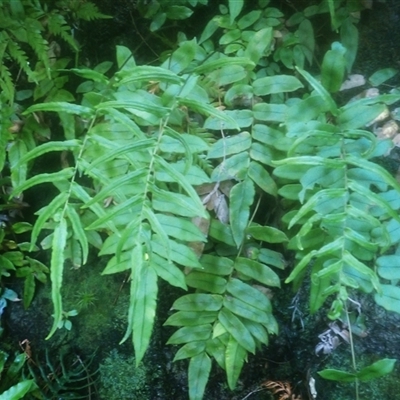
[{"x1": 344, "y1": 303, "x2": 359, "y2": 400}]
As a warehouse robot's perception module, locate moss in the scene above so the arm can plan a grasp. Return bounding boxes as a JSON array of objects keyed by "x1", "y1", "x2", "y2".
[{"x1": 98, "y1": 349, "x2": 150, "y2": 400}]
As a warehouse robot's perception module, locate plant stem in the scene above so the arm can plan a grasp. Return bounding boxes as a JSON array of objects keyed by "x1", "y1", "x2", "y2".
[{"x1": 344, "y1": 302, "x2": 359, "y2": 400}]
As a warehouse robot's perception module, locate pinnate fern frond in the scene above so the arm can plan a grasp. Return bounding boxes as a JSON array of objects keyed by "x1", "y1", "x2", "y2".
[
  {"x1": 6, "y1": 36, "x2": 35, "y2": 80},
  {"x1": 47, "y1": 12, "x2": 78, "y2": 51},
  {"x1": 25, "y1": 18, "x2": 50, "y2": 72}
]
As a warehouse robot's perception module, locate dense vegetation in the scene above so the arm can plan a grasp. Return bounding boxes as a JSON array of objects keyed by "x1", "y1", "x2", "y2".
[{"x1": 1, "y1": 0, "x2": 400, "y2": 399}]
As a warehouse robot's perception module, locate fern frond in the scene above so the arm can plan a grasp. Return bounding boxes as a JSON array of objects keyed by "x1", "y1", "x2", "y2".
[
  {"x1": 25, "y1": 17, "x2": 50, "y2": 72},
  {"x1": 6, "y1": 37, "x2": 35, "y2": 80},
  {"x1": 0, "y1": 64, "x2": 15, "y2": 102},
  {"x1": 72, "y1": 2, "x2": 111, "y2": 21},
  {"x1": 47, "y1": 12, "x2": 78, "y2": 51},
  {"x1": 0, "y1": 30, "x2": 9, "y2": 60}
]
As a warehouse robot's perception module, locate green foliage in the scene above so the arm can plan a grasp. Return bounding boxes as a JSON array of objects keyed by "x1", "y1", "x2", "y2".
[
  {"x1": 2, "y1": 0, "x2": 399, "y2": 399},
  {"x1": 27, "y1": 348, "x2": 98, "y2": 399},
  {"x1": 0, "y1": 0, "x2": 108, "y2": 104},
  {"x1": 0, "y1": 351, "x2": 36, "y2": 400},
  {"x1": 135, "y1": 0, "x2": 208, "y2": 32},
  {"x1": 318, "y1": 358, "x2": 396, "y2": 383}
]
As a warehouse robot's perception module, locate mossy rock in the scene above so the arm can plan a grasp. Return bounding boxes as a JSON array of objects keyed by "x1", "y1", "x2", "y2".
[{"x1": 98, "y1": 349, "x2": 150, "y2": 400}]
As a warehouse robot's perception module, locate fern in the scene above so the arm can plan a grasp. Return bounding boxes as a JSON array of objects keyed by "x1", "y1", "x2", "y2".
[
  {"x1": 70, "y1": 1, "x2": 111, "y2": 21},
  {"x1": 0, "y1": 0, "x2": 108, "y2": 103},
  {"x1": 46, "y1": 13, "x2": 79, "y2": 51},
  {"x1": 24, "y1": 18, "x2": 50, "y2": 73},
  {"x1": 6, "y1": 35, "x2": 35, "y2": 81},
  {"x1": 274, "y1": 68, "x2": 400, "y2": 319}
]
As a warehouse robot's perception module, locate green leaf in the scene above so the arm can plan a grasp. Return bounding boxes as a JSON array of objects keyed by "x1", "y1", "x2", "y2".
[
  {"x1": 116, "y1": 45, "x2": 135, "y2": 70},
  {"x1": 96, "y1": 100, "x2": 167, "y2": 118},
  {"x1": 189, "y1": 352, "x2": 212, "y2": 400},
  {"x1": 225, "y1": 336, "x2": 246, "y2": 390},
  {"x1": 244, "y1": 27, "x2": 273, "y2": 64},
  {"x1": 102, "y1": 251, "x2": 131, "y2": 275},
  {"x1": 150, "y1": 12, "x2": 166, "y2": 31},
  {"x1": 234, "y1": 258, "x2": 280, "y2": 287},
  {"x1": 143, "y1": 206, "x2": 170, "y2": 259},
  {"x1": 348, "y1": 180, "x2": 400, "y2": 223},
  {"x1": 0, "y1": 380, "x2": 36, "y2": 400},
  {"x1": 46, "y1": 218, "x2": 68, "y2": 339},
  {"x1": 164, "y1": 311, "x2": 218, "y2": 326},
  {"x1": 340, "y1": 19, "x2": 358, "y2": 72},
  {"x1": 119, "y1": 246, "x2": 142, "y2": 346},
  {"x1": 203, "y1": 109, "x2": 253, "y2": 129},
  {"x1": 374, "y1": 284, "x2": 400, "y2": 313},
  {"x1": 318, "y1": 368, "x2": 356, "y2": 382},
  {"x1": 30, "y1": 192, "x2": 68, "y2": 250},
  {"x1": 227, "y1": 279, "x2": 272, "y2": 313},
  {"x1": 258, "y1": 248, "x2": 286, "y2": 270},
  {"x1": 223, "y1": 295, "x2": 270, "y2": 324},
  {"x1": 369, "y1": 68, "x2": 398, "y2": 87},
  {"x1": 8, "y1": 140, "x2": 27, "y2": 188},
  {"x1": 246, "y1": 225, "x2": 288, "y2": 243},
  {"x1": 295, "y1": 67, "x2": 338, "y2": 116},
  {"x1": 377, "y1": 255, "x2": 400, "y2": 280},
  {"x1": 211, "y1": 152, "x2": 249, "y2": 181},
  {"x1": 252, "y1": 103, "x2": 287, "y2": 122},
  {"x1": 286, "y1": 238, "x2": 344, "y2": 283},
  {"x1": 185, "y1": 271, "x2": 227, "y2": 294},
  {"x1": 154, "y1": 155, "x2": 207, "y2": 218},
  {"x1": 248, "y1": 161, "x2": 277, "y2": 196},
  {"x1": 150, "y1": 254, "x2": 187, "y2": 290},
  {"x1": 245, "y1": 319, "x2": 269, "y2": 345},
  {"x1": 172, "y1": 294, "x2": 223, "y2": 312},
  {"x1": 86, "y1": 139, "x2": 153, "y2": 171},
  {"x1": 230, "y1": 178, "x2": 255, "y2": 247},
  {"x1": 66, "y1": 205, "x2": 88, "y2": 265},
  {"x1": 178, "y1": 98, "x2": 240, "y2": 131},
  {"x1": 253, "y1": 75, "x2": 303, "y2": 95},
  {"x1": 12, "y1": 168, "x2": 74, "y2": 197},
  {"x1": 23, "y1": 102, "x2": 93, "y2": 117},
  {"x1": 155, "y1": 214, "x2": 206, "y2": 242},
  {"x1": 321, "y1": 42, "x2": 346, "y2": 93},
  {"x1": 238, "y1": 10, "x2": 261, "y2": 29},
  {"x1": 338, "y1": 103, "x2": 387, "y2": 129},
  {"x1": 152, "y1": 236, "x2": 202, "y2": 269},
  {"x1": 156, "y1": 162, "x2": 210, "y2": 186},
  {"x1": 82, "y1": 168, "x2": 148, "y2": 208},
  {"x1": 229, "y1": 0, "x2": 244, "y2": 24},
  {"x1": 288, "y1": 188, "x2": 347, "y2": 229},
  {"x1": 297, "y1": 19, "x2": 314, "y2": 65},
  {"x1": 162, "y1": 40, "x2": 197, "y2": 74},
  {"x1": 152, "y1": 187, "x2": 204, "y2": 218},
  {"x1": 207, "y1": 132, "x2": 251, "y2": 159},
  {"x1": 173, "y1": 341, "x2": 206, "y2": 362},
  {"x1": 199, "y1": 18, "x2": 219, "y2": 44},
  {"x1": 166, "y1": 5, "x2": 193, "y2": 20},
  {"x1": 23, "y1": 273, "x2": 35, "y2": 309},
  {"x1": 167, "y1": 325, "x2": 212, "y2": 345},
  {"x1": 219, "y1": 307, "x2": 255, "y2": 353},
  {"x1": 200, "y1": 255, "x2": 234, "y2": 276},
  {"x1": 192, "y1": 57, "x2": 255, "y2": 75},
  {"x1": 133, "y1": 265, "x2": 158, "y2": 365},
  {"x1": 118, "y1": 66, "x2": 183, "y2": 85},
  {"x1": 343, "y1": 251, "x2": 380, "y2": 292},
  {"x1": 357, "y1": 358, "x2": 396, "y2": 381},
  {"x1": 346, "y1": 155, "x2": 400, "y2": 194},
  {"x1": 64, "y1": 68, "x2": 108, "y2": 84}
]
